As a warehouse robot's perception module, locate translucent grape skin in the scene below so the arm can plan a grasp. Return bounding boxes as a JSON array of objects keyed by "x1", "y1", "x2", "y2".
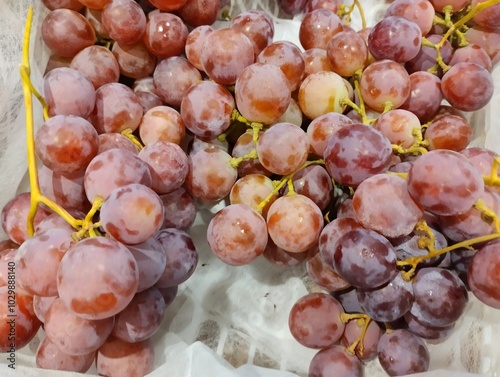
[
  {"x1": 207, "y1": 204, "x2": 268, "y2": 266},
  {"x1": 0, "y1": 241, "x2": 18, "y2": 287},
  {"x1": 143, "y1": 12, "x2": 188, "y2": 58},
  {"x1": 230, "y1": 174, "x2": 277, "y2": 218},
  {"x1": 424, "y1": 114, "x2": 473, "y2": 152},
  {"x1": 36, "y1": 336, "x2": 95, "y2": 373},
  {"x1": 231, "y1": 10, "x2": 274, "y2": 58},
  {"x1": 468, "y1": 240, "x2": 500, "y2": 309},
  {"x1": 302, "y1": 48, "x2": 332, "y2": 77},
  {"x1": 159, "y1": 187, "x2": 196, "y2": 230},
  {"x1": 407, "y1": 149, "x2": 485, "y2": 216},
  {"x1": 309, "y1": 345, "x2": 363, "y2": 377},
  {"x1": 71, "y1": 45, "x2": 120, "y2": 90},
  {"x1": 139, "y1": 106, "x2": 186, "y2": 146},
  {"x1": 102, "y1": 0, "x2": 146, "y2": 46},
  {"x1": 288, "y1": 293, "x2": 345, "y2": 349},
  {"x1": 57, "y1": 237, "x2": 139, "y2": 320},
  {"x1": 341, "y1": 319, "x2": 382, "y2": 361},
  {"x1": 44, "y1": 298, "x2": 114, "y2": 355},
  {"x1": 267, "y1": 194, "x2": 324, "y2": 254},
  {"x1": 472, "y1": 0, "x2": 500, "y2": 29},
  {"x1": 299, "y1": 9, "x2": 343, "y2": 50},
  {"x1": 378, "y1": 329, "x2": 430, "y2": 376}
]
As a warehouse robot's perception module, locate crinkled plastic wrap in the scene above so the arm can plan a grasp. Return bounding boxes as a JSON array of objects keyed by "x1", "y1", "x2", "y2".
[{"x1": 0, "y1": 0, "x2": 499, "y2": 376}]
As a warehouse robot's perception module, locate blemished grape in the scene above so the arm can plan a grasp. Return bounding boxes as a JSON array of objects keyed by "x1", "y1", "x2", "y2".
[
  {"x1": 385, "y1": 0, "x2": 435, "y2": 35},
  {"x1": 102, "y1": 0, "x2": 146, "y2": 46},
  {"x1": 323, "y1": 123, "x2": 393, "y2": 187},
  {"x1": 352, "y1": 174, "x2": 423, "y2": 238},
  {"x1": 306, "y1": 252, "x2": 350, "y2": 292},
  {"x1": 111, "y1": 41, "x2": 157, "y2": 79},
  {"x1": 185, "y1": 25, "x2": 214, "y2": 71},
  {"x1": 207, "y1": 204, "x2": 267, "y2": 266},
  {"x1": 139, "y1": 106, "x2": 186, "y2": 146},
  {"x1": 378, "y1": 329, "x2": 430, "y2": 376},
  {"x1": 307, "y1": 112, "x2": 352, "y2": 157},
  {"x1": 235, "y1": 63, "x2": 291, "y2": 124},
  {"x1": 410, "y1": 267, "x2": 468, "y2": 327},
  {"x1": 101, "y1": 183, "x2": 164, "y2": 245},
  {"x1": 326, "y1": 30, "x2": 367, "y2": 77},
  {"x1": 400, "y1": 71, "x2": 443, "y2": 122},
  {"x1": 468, "y1": 240, "x2": 500, "y2": 309},
  {"x1": 57, "y1": 236, "x2": 139, "y2": 320},
  {"x1": 149, "y1": 0, "x2": 187, "y2": 11},
  {"x1": 35, "y1": 115, "x2": 98, "y2": 176},
  {"x1": 256, "y1": 122, "x2": 309, "y2": 175},
  {"x1": 319, "y1": 217, "x2": 363, "y2": 268},
  {"x1": 263, "y1": 238, "x2": 310, "y2": 267},
  {"x1": 368, "y1": 16, "x2": 422, "y2": 63},
  {"x1": 84, "y1": 148, "x2": 152, "y2": 202},
  {"x1": 185, "y1": 147, "x2": 237, "y2": 202},
  {"x1": 267, "y1": 194, "x2": 324, "y2": 254},
  {"x1": 42, "y1": 67, "x2": 96, "y2": 118},
  {"x1": 97, "y1": 133, "x2": 139, "y2": 155},
  {"x1": 407, "y1": 149, "x2": 485, "y2": 216},
  {"x1": 112, "y1": 286, "x2": 165, "y2": 343},
  {"x1": 298, "y1": 71, "x2": 350, "y2": 120},
  {"x1": 283, "y1": 165, "x2": 333, "y2": 211},
  {"x1": 333, "y1": 229, "x2": 398, "y2": 289},
  {"x1": 155, "y1": 228, "x2": 198, "y2": 286},
  {"x1": 0, "y1": 287, "x2": 41, "y2": 352},
  {"x1": 232, "y1": 131, "x2": 272, "y2": 177},
  {"x1": 441, "y1": 62, "x2": 494, "y2": 111},
  {"x1": 153, "y1": 56, "x2": 202, "y2": 107},
  {"x1": 231, "y1": 10, "x2": 274, "y2": 58},
  {"x1": 309, "y1": 344, "x2": 363, "y2": 377},
  {"x1": 177, "y1": 0, "x2": 220, "y2": 27},
  {"x1": 359, "y1": 59, "x2": 411, "y2": 112},
  {"x1": 42, "y1": 9, "x2": 96, "y2": 57},
  {"x1": 36, "y1": 336, "x2": 95, "y2": 373},
  {"x1": 299, "y1": 9, "x2": 343, "y2": 50},
  {"x1": 404, "y1": 311, "x2": 455, "y2": 341},
  {"x1": 44, "y1": 298, "x2": 114, "y2": 355},
  {"x1": 288, "y1": 293, "x2": 345, "y2": 348},
  {"x1": 96, "y1": 337, "x2": 155, "y2": 377},
  {"x1": 230, "y1": 174, "x2": 277, "y2": 218},
  {"x1": 33, "y1": 295, "x2": 57, "y2": 323},
  {"x1": 302, "y1": 48, "x2": 332, "y2": 77},
  {"x1": 424, "y1": 115, "x2": 473, "y2": 151},
  {"x1": 143, "y1": 12, "x2": 187, "y2": 58},
  {"x1": 180, "y1": 81, "x2": 235, "y2": 139},
  {"x1": 127, "y1": 237, "x2": 166, "y2": 292},
  {"x1": 341, "y1": 319, "x2": 382, "y2": 361},
  {"x1": 42, "y1": 0, "x2": 84, "y2": 11},
  {"x1": 373, "y1": 109, "x2": 420, "y2": 148},
  {"x1": 449, "y1": 44, "x2": 493, "y2": 72},
  {"x1": 71, "y1": 45, "x2": 120, "y2": 90},
  {"x1": 159, "y1": 187, "x2": 196, "y2": 230}
]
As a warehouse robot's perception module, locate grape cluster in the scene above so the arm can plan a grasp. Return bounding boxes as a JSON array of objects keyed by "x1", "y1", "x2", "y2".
[{"x1": 2, "y1": 0, "x2": 500, "y2": 376}]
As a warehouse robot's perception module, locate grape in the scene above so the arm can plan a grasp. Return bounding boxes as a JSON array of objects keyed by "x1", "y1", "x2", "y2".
[
  {"x1": 404, "y1": 312, "x2": 455, "y2": 341},
  {"x1": 139, "y1": 106, "x2": 186, "y2": 146},
  {"x1": 385, "y1": 0, "x2": 435, "y2": 35},
  {"x1": 185, "y1": 148, "x2": 237, "y2": 202},
  {"x1": 472, "y1": 0, "x2": 500, "y2": 28},
  {"x1": 263, "y1": 238, "x2": 310, "y2": 267},
  {"x1": 357, "y1": 273, "x2": 413, "y2": 322},
  {"x1": 309, "y1": 345, "x2": 363, "y2": 377},
  {"x1": 288, "y1": 293, "x2": 345, "y2": 348},
  {"x1": 407, "y1": 149, "x2": 485, "y2": 216},
  {"x1": 305, "y1": 0, "x2": 342, "y2": 13},
  {"x1": 306, "y1": 252, "x2": 350, "y2": 292},
  {"x1": 44, "y1": 54, "x2": 72, "y2": 74},
  {"x1": 33, "y1": 295, "x2": 57, "y2": 323},
  {"x1": 159, "y1": 187, "x2": 196, "y2": 230},
  {"x1": 153, "y1": 56, "x2": 202, "y2": 107},
  {"x1": 341, "y1": 319, "x2": 382, "y2": 361},
  {"x1": 97, "y1": 133, "x2": 139, "y2": 155},
  {"x1": 42, "y1": 9, "x2": 96, "y2": 57},
  {"x1": 149, "y1": 0, "x2": 187, "y2": 11},
  {"x1": 112, "y1": 286, "x2": 165, "y2": 343},
  {"x1": 235, "y1": 63, "x2": 291, "y2": 124},
  {"x1": 139, "y1": 141, "x2": 188, "y2": 194},
  {"x1": 468, "y1": 240, "x2": 500, "y2": 309},
  {"x1": 352, "y1": 174, "x2": 423, "y2": 238},
  {"x1": 177, "y1": 0, "x2": 220, "y2": 27},
  {"x1": 465, "y1": 25, "x2": 500, "y2": 65},
  {"x1": 319, "y1": 217, "x2": 363, "y2": 268},
  {"x1": 278, "y1": 0, "x2": 308, "y2": 15},
  {"x1": 323, "y1": 123, "x2": 393, "y2": 187},
  {"x1": 157, "y1": 286, "x2": 178, "y2": 308},
  {"x1": 201, "y1": 28, "x2": 254, "y2": 86},
  {"x1": 231, "y1": 11, "x2": 274, "y2": 58},
  {"x1": 185, "y1": 25, "x2": 214, "y2": 71},
  {"x1": 399, "y1": 71, "x2": 443, "y2": 122},
  {"x1": 302, "y1": 48, "x2": 332, "y2": 77},
  {"x1": 307, "y1": 112, "x2": 352, "y2": 157},
  {"x1": 378, "y1": 329, "x2": 430, "y2": 376},
  {"x1": 449, "y1": 44, "x2": 493, "y2": 72},
  {"x1": 127, "y1": 237, "x2": 166, "y2": 292},
  {"x1": 256, "y1": 41, "x2": 305, "y2": 92},
  {"x1": 35, "y1": 210, "x2": 84, "y2": 235},
  {"x1": 326, "y1": 30, "x2": 367, "y2": 77},
  {"x1": 111, "y1": 41, "x2": 157, "y2": 79},
  {"x1": 406, "y1": 34, "x2": 453, "y2": 75},
  {"x1": 207, "y1": 204, "x2": 267, "y2": 266},
  {"x1": 101, "y1": 183, "x2": 164, "y2": 245},
  {"x1": 85, "y1": 8, "x2": 109, "y2": 39},
  {"x1": 277, "y1": 98, "x2": 303, "y2": 127},
  {"x1": 84, "y1": 148, "x2": 152, "y2": 202},
  {"x1": 230, "y1": 174, "x2": 277, "y2": 218},
  {"x1": 90, "y1": 82, "x2": 143, "y2": 134},
  {"x1": 429, "y1": 0, "x2": 468, "y2": 11},
  {"x1": 189, "y1": 136, "x2": 229, "y2": 155},
  {"x1": 143, "y1": 12, "x2": 187, "y2": 58},
  {"x1": 336, "y1": 197, "x2": 356, "y2": 219},
  {"x1": 96, "y1": 337, "x2": 155, "y2": 377},
  {"x1": 441, "y1": 62, "x2": 494, "y2": 111},
  {"x1": 368, "y1": 16, "x2": 422, "y2": 63},
  {"x1": 299, "y1": 9, "x2": 343, "y2": 50},
  {"x1": 57, "y1": 236, "x2": 139, "y2": 320},
  {"x1": 359, "y1": 59, "x2": 411, "y2": 112},
  {"x1": 461, "y1": 147, "x2": 500, "y2": 178},
  {"x1": 1, "y1": 193, "x2": 50, "y2": 245},
  {"x1": 180, "y1": 81, "x2": 235, "y2": 139},
  {"x1": 155, "y1": 228, "x2": 198, "y2": 286},
  {"x1": 424, "y1": 114, "x2": 472, "y2": 151},
  {"x1": 373, "y1": 109, "x2": 420, "y2": 148},
  {"x1": 44, "y1": 298, "x2": 114, "y2": 355},
  {"x1": 36, "y1": 336, "x2": 95, "y2": 373},
  {"x1": 283, "y1": 165, "x2": 333, "y2": 210},
  {"x1": 0, "y1": 287, "x2": 40, "y2": 352},
  {"x1": 16, "y1": 228, "x2": 74, "y2": 297},
  {"x1": 410, "y1": 267, "x2": 468, "y2": 327},
  {"x1": 79, "y1": 0, "x2": 111, "y2": 8},
  {"x1": 0, "y1": 242, "x2": 18, "y2": 287},
  {"x1": 232, "y1": 131, "x2": 271, "y2": 177},
  {"x1": 267, "y1": 194, "x2": 324, "y2": 253},
  {"x1": 42, "y1": 0, "x2": 84, "y2": 11},
  {"x1": 42, "y1": 67, "x2": 96, "y2": 118},
  {"x1": 333, "y1": 229, "x2": 398, "y2": 289},
  {"x1": 256, "y1": 123, "x2": 309, "y2": 176},
  {"x1": 102, "y1": 0, "x2": 146, "y2": 46},
  {"x1": 71, "y1": 45, "x2": 120, "y2": 90},
  {"x1": 35, "y1": 115, "x2": 98, "y2": 176},
  {"x1": 135, "y1": 91, "x2": 163, "y2": 113},
  {"x1": 298, "y1": 71, "x2": 350, "y2": 120},
  {"x1": 392, "y1": 227, "x2": 448, "y2": 267}
]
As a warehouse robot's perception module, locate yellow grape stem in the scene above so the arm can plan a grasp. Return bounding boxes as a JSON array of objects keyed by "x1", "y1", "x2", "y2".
[
  {"x1": 392, "y1": 144, "x2": 428, "y2": 156},
  {"x1": 230, "y1": 149, "x2": 258, "y2": 169},
  {"x1": 74, "y1": 196, "x2": 104, "y2": 240},
  {"x1": 474, "y1": 199, "x2": 500, "y2": 234},
  {"x1": 354, "y1": 0, "x2": 367, "y2": 29},
  {"x1": 340, "y1": 312, "x2": 370, "y2": 324},
  {"x1": 483, "y1": 156, "x2": 500, "y2": 187},
  {"x1": 121, "y1": 128, "x2": 144, "y2": 150},
  {"x1": 345, "y1": 317, "x2": 372, "y2": 357}
]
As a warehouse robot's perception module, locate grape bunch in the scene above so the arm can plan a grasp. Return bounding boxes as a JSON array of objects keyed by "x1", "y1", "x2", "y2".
[{"x1": 1, "y1": 0, "x2": 500, "y2": 376}]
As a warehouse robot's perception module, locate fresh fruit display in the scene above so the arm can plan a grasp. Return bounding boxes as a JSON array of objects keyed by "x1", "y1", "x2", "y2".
[{"x1": 1, "y1": 0, "x2": 500, "y2": 376}]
